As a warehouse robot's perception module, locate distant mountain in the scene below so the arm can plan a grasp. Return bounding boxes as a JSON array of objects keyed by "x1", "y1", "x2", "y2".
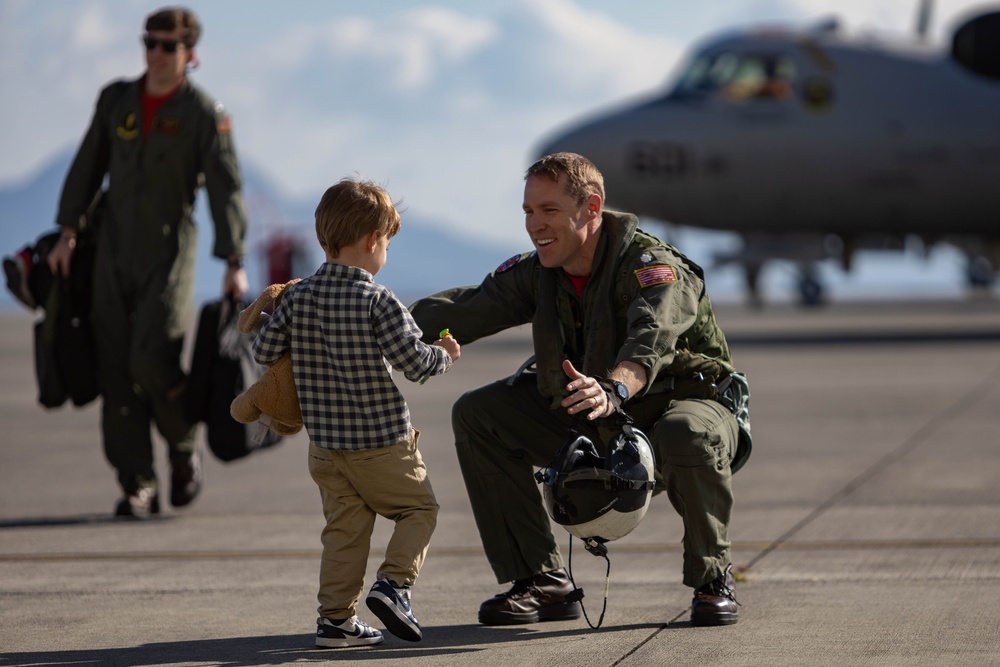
[{"x1": 0, "y1": 150, "x2": 522, "y2": 311}]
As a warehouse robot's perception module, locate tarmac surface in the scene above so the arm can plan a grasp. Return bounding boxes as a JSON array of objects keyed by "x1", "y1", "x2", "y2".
[{"x1": 1, "y1": 298, "x2": 999, "y2": 666}]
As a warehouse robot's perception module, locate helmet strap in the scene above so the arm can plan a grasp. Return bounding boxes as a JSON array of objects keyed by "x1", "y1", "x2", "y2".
[{"x1": 566, "y1": 534, "x2": 611, "y2": 629}]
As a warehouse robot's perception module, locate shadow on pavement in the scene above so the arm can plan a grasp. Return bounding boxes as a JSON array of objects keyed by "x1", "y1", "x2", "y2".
[
  {"x1": 0, "y1": 623, "x2": 669, "y2": 666},
  {"x1": 0, "y1": 514, "x2": 177, "y2": 529}
]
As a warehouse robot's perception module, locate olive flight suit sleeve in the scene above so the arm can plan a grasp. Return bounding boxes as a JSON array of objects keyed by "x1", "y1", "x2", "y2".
[
  {"x1": 198, "y1": 102, "x2": 247, "y2": 260},
  {"x1": 615, "y1": 245, "x2": 703, "y2": 397},
  {"x1": 409, "y1": 252, "x2": 538, "y2": 345},
  {"x1": 55, "y1": 83, "x2": 124, "y2": 232}
]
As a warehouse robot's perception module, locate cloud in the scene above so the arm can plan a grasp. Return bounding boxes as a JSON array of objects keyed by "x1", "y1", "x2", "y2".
[
  {"x1": 71, "y1": 3, "x2": 117, "y2": 51},
  {"x1": 524, "y1": 0, "x2": 684, "y2": 91},
  {"x1": 0, "y1": 3, "x2": 138, "y2": 184},
  {"x1": 254, "y1": 7, "x2": 498, "y2": 93},
  {"x1": 184, "y1": 1, "x2": 689, "y2": 249},
  {"x1": 9, "y1": 0, "x2": 987, "y2": 248},
  {"x1": 192, "y1": 0, "x2": 685, "y2": 247}
]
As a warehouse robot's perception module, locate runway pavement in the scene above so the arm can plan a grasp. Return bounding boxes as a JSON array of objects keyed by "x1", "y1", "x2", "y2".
[{"x1": 1, "y1": 298, "x2": 999, "y2": 666}]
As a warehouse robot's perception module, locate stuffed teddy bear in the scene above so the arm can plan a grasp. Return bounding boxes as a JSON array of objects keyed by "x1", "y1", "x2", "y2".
[{"x1": 230, "y1": 279, "x2": 303, "y2": 436}]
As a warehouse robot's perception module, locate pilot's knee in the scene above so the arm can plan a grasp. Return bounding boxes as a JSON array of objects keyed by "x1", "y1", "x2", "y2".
[
  {"x1": 451, "y1": 386, "x2": 500, "y2": 447},
  {"x1": 655, "y1": 400, "x2": 735, "y2": 469},
  {"x1": 452, "y1": 389, "x2": 484, "y2": 429}
]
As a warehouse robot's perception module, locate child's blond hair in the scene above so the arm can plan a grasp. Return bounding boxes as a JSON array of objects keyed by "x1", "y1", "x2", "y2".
[{"x1": 315, "y1": 178, "x2": 400, "y2": 257}]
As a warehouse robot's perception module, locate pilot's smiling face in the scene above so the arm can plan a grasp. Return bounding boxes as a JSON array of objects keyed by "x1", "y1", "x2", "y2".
[{"x1": 523, "y1": 174, "x2": 595, "y2": 276}]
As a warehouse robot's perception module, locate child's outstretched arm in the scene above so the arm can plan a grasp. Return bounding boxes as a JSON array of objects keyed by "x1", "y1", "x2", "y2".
[{"x1": 419, "y1": 329, "x2": 460, "y2": 385}]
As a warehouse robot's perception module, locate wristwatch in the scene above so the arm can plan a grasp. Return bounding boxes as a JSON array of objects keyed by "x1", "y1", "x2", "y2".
[
  {"x1": 608, "y1": 380, "x2": 629, "y2": 404},
  {"x1": 597, "y1": 378, "x2": 629, "y2": 407}
]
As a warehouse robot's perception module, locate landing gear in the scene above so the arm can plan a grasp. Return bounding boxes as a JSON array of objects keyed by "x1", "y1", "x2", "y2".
[
  {"x1": 967, "y1": 256, "x2": 996, "y2": 289},
  {"x1": 797, "y1": 264, "x2": 824, "y2": 307},
  {"x1": 742, "y1": 261, "x2": 825, "y2": 306},
  {"x1": 744, "y1": 263, "x2": 763, "y2": 309}
]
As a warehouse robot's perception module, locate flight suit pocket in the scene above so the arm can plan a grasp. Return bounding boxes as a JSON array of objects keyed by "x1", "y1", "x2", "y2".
[{"x1": 655, "y1": 398, "x2": 735, "y2": 470}]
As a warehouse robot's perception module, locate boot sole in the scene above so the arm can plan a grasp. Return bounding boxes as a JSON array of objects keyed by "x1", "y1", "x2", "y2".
[
  {"x1": 691, "y1": 610, "x2": 739, "y2": 626},
  {"x1": 479, "y1": 601, "x2": 582, "y2": 625}
]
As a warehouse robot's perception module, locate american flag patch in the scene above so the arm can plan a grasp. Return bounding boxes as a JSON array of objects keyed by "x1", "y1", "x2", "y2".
[
  {"x1": 635, "y1": 264, "x2": 677, "y2": 288},
  {"x1": 495, "y1": 254, "x2": 522, "y2": 273}
]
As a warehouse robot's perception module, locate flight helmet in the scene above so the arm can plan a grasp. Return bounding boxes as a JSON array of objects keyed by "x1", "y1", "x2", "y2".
[{"x1": 535, "y1": 423, "x2": 655, "y2": 544}]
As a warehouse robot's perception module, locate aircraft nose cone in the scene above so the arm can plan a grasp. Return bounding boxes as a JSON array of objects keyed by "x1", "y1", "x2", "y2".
[
  {"x1": 532, "y1": 111, "x2": 648, "y2": 200},
  {"x1": 533, "y1": 118, "x2": 620, "y2": 167},
  {"x1": 535, "y1": 124, "x2": 602, "y2": 161}
]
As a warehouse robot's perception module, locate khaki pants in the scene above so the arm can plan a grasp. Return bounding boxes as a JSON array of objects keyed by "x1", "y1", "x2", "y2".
[
  {"x1": 307, "y1": 430, "x2": 439, "y2": 620},
  {"x1": 452, "y1": 372, "x2": 738, "y2": 589}
]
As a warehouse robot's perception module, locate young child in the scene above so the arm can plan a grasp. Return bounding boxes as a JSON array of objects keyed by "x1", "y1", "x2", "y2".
[{"x1": 252, "y1": 178, "x2": 460, "y2": 648}]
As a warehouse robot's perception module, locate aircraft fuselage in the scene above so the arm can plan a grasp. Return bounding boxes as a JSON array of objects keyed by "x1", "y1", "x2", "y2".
[{"x1": 538, "y1": 30, "x2": 1000, "y2": 240}]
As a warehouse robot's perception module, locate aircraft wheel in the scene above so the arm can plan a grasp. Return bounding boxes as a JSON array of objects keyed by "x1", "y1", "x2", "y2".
[
  {"x1": 967, "y1": 256, "x2": 995, "y2": 288},
  {"x1": 798, "y1": 273, "x2": 824, "y2": 307}
]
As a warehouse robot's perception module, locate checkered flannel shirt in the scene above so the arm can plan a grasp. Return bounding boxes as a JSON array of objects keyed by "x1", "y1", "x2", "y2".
[{"x1": 252, "y1": 262, "x2": 452, "y2": 450}]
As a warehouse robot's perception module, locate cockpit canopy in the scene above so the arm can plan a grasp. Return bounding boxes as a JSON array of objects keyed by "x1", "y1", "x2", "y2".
[{"x1": 670, "y1": 50, "x2": 799, "y2": 101}]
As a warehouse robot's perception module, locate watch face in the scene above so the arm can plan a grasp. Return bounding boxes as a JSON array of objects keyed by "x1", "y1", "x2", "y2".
[{"x1": 614, "y1": 381, "x2": 628, "y2": 401}]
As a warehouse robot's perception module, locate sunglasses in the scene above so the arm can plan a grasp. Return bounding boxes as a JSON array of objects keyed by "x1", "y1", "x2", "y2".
[{"x1": 142, "y1": 35, "x2": 185, "y2": 53}]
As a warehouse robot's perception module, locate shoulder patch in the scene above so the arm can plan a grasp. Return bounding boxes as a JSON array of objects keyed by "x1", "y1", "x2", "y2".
[
  {"x1": 214, "y1": 102, "x2": 232, "y2": 133},
  {"x1": 635, "y1": 264, "x2": 677, "y2": 288},
  {"x1": 495, "y1": 254, "x2": 523, "y2": 273}
]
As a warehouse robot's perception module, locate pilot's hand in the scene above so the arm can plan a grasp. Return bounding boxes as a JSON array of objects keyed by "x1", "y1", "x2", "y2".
[
  {"x1": 561, "y1": 359, "x2": 613, "y2": 421},
  {"x1": 223, "y1": 265, "x2": 248, "y2": 300},
  {"x1": 47, "y1": 231, "x2": 76, "y2": 278}
]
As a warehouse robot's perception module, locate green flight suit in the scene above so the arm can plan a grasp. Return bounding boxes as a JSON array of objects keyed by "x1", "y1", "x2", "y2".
[
  {"x1": 56, "y1": 76, "x2": 247, "y2": 495},
  {"x1": 410, "y1": 211, "x2": 749, "y2": 589}
]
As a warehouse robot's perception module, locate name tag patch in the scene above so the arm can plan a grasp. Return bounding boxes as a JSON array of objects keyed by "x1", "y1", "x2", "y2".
[
  {"x1": 635, "y1": 264, "x2": 677, "y2": 288},
  {"x1": 151, "y1": 117, "x2": 182, "y2": 135}
]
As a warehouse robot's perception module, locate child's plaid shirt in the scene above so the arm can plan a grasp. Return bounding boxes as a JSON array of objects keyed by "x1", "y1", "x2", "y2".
[{"x1": 252, "y1": 262, "x2": 451, "y2": 450}]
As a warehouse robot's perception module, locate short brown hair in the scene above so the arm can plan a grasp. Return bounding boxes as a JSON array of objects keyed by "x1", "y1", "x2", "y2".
[
  {"x1": 145, "y1": 7, "x2": 201, "y2": 47},
  {"x1": 525, "y1": 152, "x2": 605, "y2": 205},
  {"x1": 315, "y1": 179, "x2": 401, "y2": 257}
]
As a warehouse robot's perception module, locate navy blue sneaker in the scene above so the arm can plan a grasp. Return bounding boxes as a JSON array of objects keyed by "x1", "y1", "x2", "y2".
[
  {"x1": 366, "y1": 579, "x2": 422, "y2": 641},
  {"x1": 315, "y1": 616, "x2": 383, "y2": 648}
]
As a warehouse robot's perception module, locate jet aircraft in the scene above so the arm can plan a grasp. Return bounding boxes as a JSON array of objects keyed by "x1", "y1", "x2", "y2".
[{"x1": 535, "y1": 5, "x2": 1000, "y2": 305}]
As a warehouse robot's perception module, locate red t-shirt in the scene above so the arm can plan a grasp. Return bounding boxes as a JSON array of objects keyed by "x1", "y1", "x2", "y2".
[
  {"x1": 142, "y1": 79, "x2": 183, "y2": 140},
  {"x1": 566, "y1": 272, "x2": 590, "y2": 298}
]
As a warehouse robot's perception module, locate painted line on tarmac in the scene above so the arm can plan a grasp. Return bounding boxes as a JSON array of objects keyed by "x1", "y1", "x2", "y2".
[
  {"x1": 2, "y1": 537, "x2": 999, "y2": 562},
  {"x1": 741, "y1": 362, "x2": 1000, "y2": 574}
]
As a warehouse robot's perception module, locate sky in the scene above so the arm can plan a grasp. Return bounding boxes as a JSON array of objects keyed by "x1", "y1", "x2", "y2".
[{"x1": 0, "y1": 0, "x2": 992, "y2": 257}]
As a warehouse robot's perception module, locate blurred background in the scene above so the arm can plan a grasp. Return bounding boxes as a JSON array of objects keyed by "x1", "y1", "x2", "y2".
[{"x1": 1, "y1": 0, "x2": 997, "y2": 307}]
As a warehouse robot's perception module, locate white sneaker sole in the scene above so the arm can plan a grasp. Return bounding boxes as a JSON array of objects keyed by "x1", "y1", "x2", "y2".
[
  {"x1": 315, "y1": 634, "x2": 384, "y2": 648},
  {"x1": 366, "y1": 590, "x2": 422, "y2": 642}
]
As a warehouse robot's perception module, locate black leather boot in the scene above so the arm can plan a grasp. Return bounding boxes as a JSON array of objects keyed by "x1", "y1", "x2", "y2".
[
  {"x1": 691, "y1": 563, "x2": 740, "y2": 626},
  {"x1": 478, "y1": 568, "x2": 582, "y2": 625}
]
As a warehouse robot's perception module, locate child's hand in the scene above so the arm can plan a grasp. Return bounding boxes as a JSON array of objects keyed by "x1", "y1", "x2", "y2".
[{"x1": 434, "y1": 329, "x2": 460, "y2": 362}]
